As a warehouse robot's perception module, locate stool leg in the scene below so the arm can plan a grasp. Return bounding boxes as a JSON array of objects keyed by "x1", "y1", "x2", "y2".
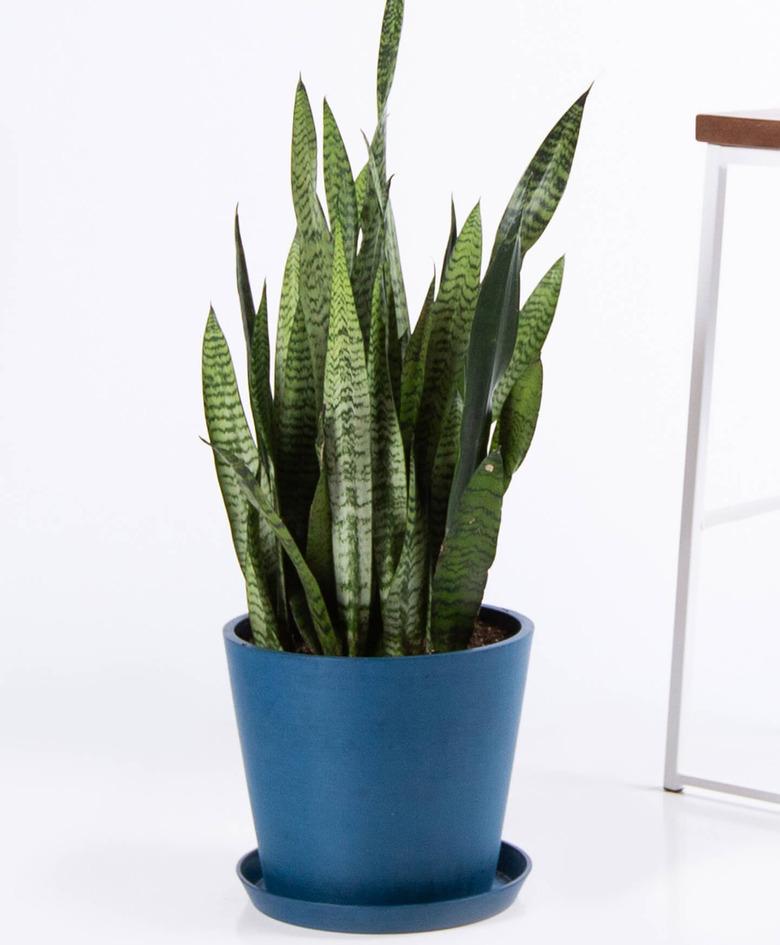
[{"x1": 664, "y1": 146, "x2": 728, "y2": 792}]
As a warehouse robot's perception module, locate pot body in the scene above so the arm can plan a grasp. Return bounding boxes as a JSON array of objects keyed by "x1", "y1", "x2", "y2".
[{"x1": 224, "y1": 605, "x2": 532, "y2": 906}]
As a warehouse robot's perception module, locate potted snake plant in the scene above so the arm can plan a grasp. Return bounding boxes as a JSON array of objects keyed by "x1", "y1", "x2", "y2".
[{"x1": 202, "y1": 0, "x2": 587, "y2": 933}]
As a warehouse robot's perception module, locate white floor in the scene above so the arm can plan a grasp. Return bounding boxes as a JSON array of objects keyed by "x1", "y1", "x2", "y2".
[{"x1": 4, "y1": 628, "x2": 779, "y2": 945}]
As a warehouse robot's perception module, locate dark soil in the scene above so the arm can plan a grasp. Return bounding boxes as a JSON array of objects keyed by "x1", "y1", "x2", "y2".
[
  {"x1": 287, "y1": 618, "x2": 511, "y2": 654},
  {"x1": 467, "y1": 617, "x2": 512, "y2": 649}
]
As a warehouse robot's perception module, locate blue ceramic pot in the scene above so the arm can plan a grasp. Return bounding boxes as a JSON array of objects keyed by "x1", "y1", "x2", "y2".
[{"x1": 224, "y1": 605, "x2": 532, "y2": 908}]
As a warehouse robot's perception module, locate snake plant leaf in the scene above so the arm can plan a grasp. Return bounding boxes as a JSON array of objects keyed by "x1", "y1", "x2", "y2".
[
  {"x1": 417, "y1": 202, "x2": 482, "y2": 471},
  {"x1": 323, "y1": 99, "x2": 357, "y2": 271},
  {"x1": 363, "y1": 128, "x2": 390, "y2": 217},
  {"x1": 492, "y1": 256, "x2": 563, "y2": 419},
  {"x1": 442, "y1": 198, "x2": 457, "y2": 276},
  {"x1": 399, "y1": 273, "x2": 436, "y2": 450},
  {"x1": 382, "y1": 456, "x2": 427, "y2": 655},
  {"x1": 233, "y1": 226, "x2": 273, "y2": 518},
  {"x1": 492, "y1": 360, "x2": 543, "y2": 489},
  {"x1": 234, "y1": 208, "x2": 255, "y2": 349},
  {"x1": 274, "y1": 273, "x2": 319, "y2": 546},
  {"x1": 205, "y1": 440, "x2": 339, "y2": 655},
  {"x1": 203, "y1": 313, "x2": 285, "y2": 649},
  {"x1": 300, "y1": 236, "x2": 334, "y2": 400},
  {"x1": 368, "y1": 270, "x2": 407, "y2": 590},
  {"x1": 430, "y1": 452, "x2": 504, "y2": 651},
  {"x1": 361, "y1": 129, "x2": 410, "y2": 342},
  {"x1": 274, "y1": 236, "x2": 300, "y2": 389},
  {"x1": 447, "y1": 237, "x2": 521, "y2": 530},
  {"x1": 384, "y1": 202, "x2": 410, "y2": 340},
  {"x1": 291, "y1": 78, "x2": 327, "y2": 239},
  {"x1": 202, "y1": 308, "x2": 258, "y2": 570},
  {"x1": 386, "y1": 284, "x2": 406, "y2": 405},
  {"x1": 376, "y1": 0, "x2": 404, "y2": 117},
  {"x1": 245, "y1": 508, "x2": 284, "y2": 650},
  {"x1": 306, "y1": 466, "x2": 335, "y2": 604},
  {"x1": 354, "y1": 164, "x2": 368, "y2": 225},
  {"x1": 323, "y1": 225, "x2": 373, "y2": 655},
  {"x1": 204, "y1": 298, "x2": 283, "y2": 630},
  {"x1": 252, "y1": 457, "x2": 288, "y2": 623},
  {"x1": 429, "y1": 386, "x2": 463, "y2": 561},
  {"x1": 493, "y1": 89, "x2": 588, "y2": 259},
  {"x1": 287, "y1": 590, "x2": 319, "y2": 654},
  {"x1": 352, "y1": 124, "x2": 388, "y2": 340},
  {"x1": 248, "y1": 281, "x2": 275, "y2": 468},
  {"x1": 292, "y1": 79, "x2": 333, "y2": 392}
]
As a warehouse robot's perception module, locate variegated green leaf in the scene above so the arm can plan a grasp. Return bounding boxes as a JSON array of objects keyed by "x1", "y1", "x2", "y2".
[
  {"x1": 399, "y1": 274, "x2": 435, "y2": 449},
  {"x1": 299, "y1": 234, "x2": 333, "y2": 395},
  {"x1": 368, "y1": 270, "x2": 407, "y2": 590},
  {"x1": 252, "y1": 458, "x2": 287, "y2": 627},
  {"x1": 274, "y1": 236, "x2": 301, "y2": 390},
  {"x1": 323, "y1": 99, "x2": 357, "y2": 271},
  {"x1": 384, "y1": 202, "x2": 409, "y2": 341},
  {"x1": 291, "y1": 78, "x2": 327, "y2": 239},
  {"x1": 288, "y1": 590, "x2": 319, "y2": 653},
  {"x1": 386, "y1": 283, "x2": 406, "y2": 404},
  {"x1": 442, "y1": 198, "x2": 457, "y2": 276},
  {"x1": 492, "y1": 256, "x2": 563, "y2": 419},
  {"x1": 234, "y1": 210, "x2": 274, "y2": 470},
  {"x1": 448, "y1": 237, "x2": 520, "y2": 529},
  {"x1": 202, "y1": 308, "x2": 258, "y2": 569},
  {"x1": 274, "y1": 287, "x2": 319, "y2": 546},
  {"x1": 430, "y1": 453, "x2": 504, "y2": 651},
  {"x1": 291, "y1": 79, "x2": 333, "y2": 393},
  {"x1": 249, "y1": 281, "x2": 275, "y2": 464},
  {"x1": 245, "y1": 508, "x2": 284, "y2": 650},
  {"x1": 352, "y1": 123, "x2": 388, "y2": 337},
  {"x1": 205, "y1": 440, "x2": 340, "y2": 655},
  {"x1": 361, "y1": 130, "x2": 409, "y2": 341},
  {"x1": 492, "y1": 360, "x2": 543, "y2": 489},
  {"x1": 494, "y1": 89, "x2": 588, "y2": 258},
  {"x1": 418, "y1": 203, "x2": 482, "y2": 471},
  {"x1": 429, "y1": 386, "x2": 462, "y2": 561},
  {"x1": 357, "y1": 166, "x2": 409, "y2": 354},
  {"x1": 354, "y1": 164, "x2": 368, "y2": 224},
  {"x1": 323, "y1": 225, "x2": 373, "y2": 655},
  {"x1": 203, "y1": 313, "x2": 285, "y2": 648},
  {"x1": 382, "y1": 456, "x2": 427, "y2": 655},
  {"x1": 306, "y1": 466, "x2": 335, "y2": 603},
  {"x1": 376, "y1": 0, "x2": 404, "y2": 116},
  {"x1": 234, "y1": 208, "x2": 255, "y2": 349}
]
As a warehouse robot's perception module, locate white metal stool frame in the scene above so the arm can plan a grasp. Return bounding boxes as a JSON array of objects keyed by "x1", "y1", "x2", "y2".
[{"x1": 664, "y1": 142, "x2": 780, "y2": 805}]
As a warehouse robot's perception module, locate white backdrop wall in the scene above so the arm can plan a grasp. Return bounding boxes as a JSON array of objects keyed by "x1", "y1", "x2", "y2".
[{"x1": 2, "y1": 2, "x2": 780, "y2": 943}]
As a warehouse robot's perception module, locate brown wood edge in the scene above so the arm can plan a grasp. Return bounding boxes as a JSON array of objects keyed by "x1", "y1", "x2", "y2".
[{"x1": 696, "y1": 114, "x2": 780, "y2": 150}]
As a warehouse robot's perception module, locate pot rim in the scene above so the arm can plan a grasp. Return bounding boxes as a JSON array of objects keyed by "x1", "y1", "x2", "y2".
[{"x1": 223, "y1": 604, "x2": 533, "y2": 662}]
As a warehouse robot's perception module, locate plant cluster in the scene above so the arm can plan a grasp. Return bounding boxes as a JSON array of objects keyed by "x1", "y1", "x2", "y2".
[{"x1": 203, "y1": 0, "x2": 587, "y2": 655}]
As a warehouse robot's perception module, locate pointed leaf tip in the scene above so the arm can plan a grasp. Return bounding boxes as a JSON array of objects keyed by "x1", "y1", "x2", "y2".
[{"x1": 576, "y1": 83, "x2": 594, "y2": 106}]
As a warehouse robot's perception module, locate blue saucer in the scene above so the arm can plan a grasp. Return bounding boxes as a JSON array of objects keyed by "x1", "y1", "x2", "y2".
[{"x1": 236, "y1": 840, "x2": 531, "y2": 933}]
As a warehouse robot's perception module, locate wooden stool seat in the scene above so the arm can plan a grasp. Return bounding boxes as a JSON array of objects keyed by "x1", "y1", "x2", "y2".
[{"x1": 696, "y1": 110, "x2": 780, "y2": 150}]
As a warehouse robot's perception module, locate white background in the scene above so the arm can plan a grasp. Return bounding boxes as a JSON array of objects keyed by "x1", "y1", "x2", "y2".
[{"x1": 2, "y1": 1, "x2": 780, "y2": 942}]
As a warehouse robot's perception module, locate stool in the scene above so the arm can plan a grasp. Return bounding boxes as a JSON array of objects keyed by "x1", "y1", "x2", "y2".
[{"x1": 664, "y1": 111, "x2": 780, "y2": 804}]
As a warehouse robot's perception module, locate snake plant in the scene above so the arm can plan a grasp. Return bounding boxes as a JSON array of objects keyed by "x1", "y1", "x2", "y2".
[{"x1": 202, "y1": 0, "x2": 588, "y2": 655}]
